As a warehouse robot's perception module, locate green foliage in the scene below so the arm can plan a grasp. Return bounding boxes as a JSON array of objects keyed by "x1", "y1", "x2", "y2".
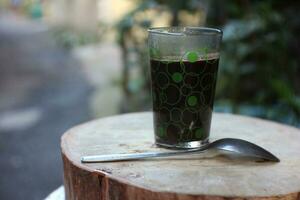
[{"x1": 209, "y1": 0, "x2": 300, "y2": 126}]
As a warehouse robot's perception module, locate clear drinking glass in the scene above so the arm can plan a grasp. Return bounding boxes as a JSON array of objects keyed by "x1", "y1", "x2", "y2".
[{"x1": 148, "y1": 27, "x2": 222, "y2": 149}]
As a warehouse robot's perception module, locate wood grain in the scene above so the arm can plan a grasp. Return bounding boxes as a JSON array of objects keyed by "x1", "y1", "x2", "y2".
[{"x1": 61, "y1": 112, "x2": 300, "y2": 200}]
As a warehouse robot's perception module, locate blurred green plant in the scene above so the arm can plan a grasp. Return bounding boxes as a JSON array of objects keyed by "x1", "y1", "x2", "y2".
[
  {"x1": 116, "y1": 0, "x2": 300, "y2": 126},
  {"x1": 51, "y1": 28, "x2": 100, "y2": 50},
  {"x1": 29, "y1": 0, "x2": 43, "y2": 19},
  {"x1": 208, "y1": 0, "x2": 300, "y2": 126}
]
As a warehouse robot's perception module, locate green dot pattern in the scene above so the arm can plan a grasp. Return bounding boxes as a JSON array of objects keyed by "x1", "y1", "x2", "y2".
[
  {"x1": 158, "y1": 126, "x2": 166, "y2": 137},
  {"x1": 172, "y1": 72, "x2": 183, "y2": 83},
  {"x1": 187, "y1": 96, "x2": 198, "y2": 106},
  {"x1": 187, "y1": 51, "x2": 198, "y2": 63},
  {"x1": 150, "y1": 48, "x2": 219, "y2": 144},
  {"x1": 195, "y1": 128, "x2": 204, "y2": 139}
]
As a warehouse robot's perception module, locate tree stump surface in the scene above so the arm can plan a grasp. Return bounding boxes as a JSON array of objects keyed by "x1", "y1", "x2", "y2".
[{"x1": 61, "y1": 112, "x2": 300, "y2": 200}]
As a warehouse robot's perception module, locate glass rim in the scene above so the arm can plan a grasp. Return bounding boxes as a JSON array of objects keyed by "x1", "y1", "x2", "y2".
[{"x1": 148, "y1": 26, "x2": 222, "y2": 36}]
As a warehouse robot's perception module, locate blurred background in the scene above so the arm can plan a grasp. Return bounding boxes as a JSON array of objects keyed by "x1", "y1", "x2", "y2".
[{"x1": 0, "y1": 0, "x2": 299, "y2": 199}]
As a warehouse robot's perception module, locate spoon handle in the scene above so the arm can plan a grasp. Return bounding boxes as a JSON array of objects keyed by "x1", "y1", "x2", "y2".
[{"x1": 81, "y1": 149, "x2": 205, "y2": 163}]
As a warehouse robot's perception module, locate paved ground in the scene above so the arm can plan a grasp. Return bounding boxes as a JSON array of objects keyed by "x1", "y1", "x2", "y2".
[{"x1": 0, "y1": 13, "x2": 93, "y2": 200}]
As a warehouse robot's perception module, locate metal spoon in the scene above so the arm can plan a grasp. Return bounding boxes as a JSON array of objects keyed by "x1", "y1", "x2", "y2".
[{"x1": 81, "y1": 138, "x2": 280, "y2": 163}]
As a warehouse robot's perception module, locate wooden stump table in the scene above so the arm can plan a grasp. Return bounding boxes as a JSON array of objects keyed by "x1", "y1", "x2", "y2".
[{"x1": 61, "y1": 112, "x2": 300, "y2": 200}]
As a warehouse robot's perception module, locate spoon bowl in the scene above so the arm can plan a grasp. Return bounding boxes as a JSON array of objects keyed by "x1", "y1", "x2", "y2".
[{"x1": 206, "y1": 138, "x2": 280, "y2": 162}]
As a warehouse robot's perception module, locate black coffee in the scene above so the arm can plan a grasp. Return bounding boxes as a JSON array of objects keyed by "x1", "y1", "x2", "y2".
[{"x1": 150, "y1": 58, "x2": 219, "y2": 146}]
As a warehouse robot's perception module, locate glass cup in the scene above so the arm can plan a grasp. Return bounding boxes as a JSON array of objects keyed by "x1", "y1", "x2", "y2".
[{"x1": 148, "y1": 27, "x2": 222, "y2": 149}]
